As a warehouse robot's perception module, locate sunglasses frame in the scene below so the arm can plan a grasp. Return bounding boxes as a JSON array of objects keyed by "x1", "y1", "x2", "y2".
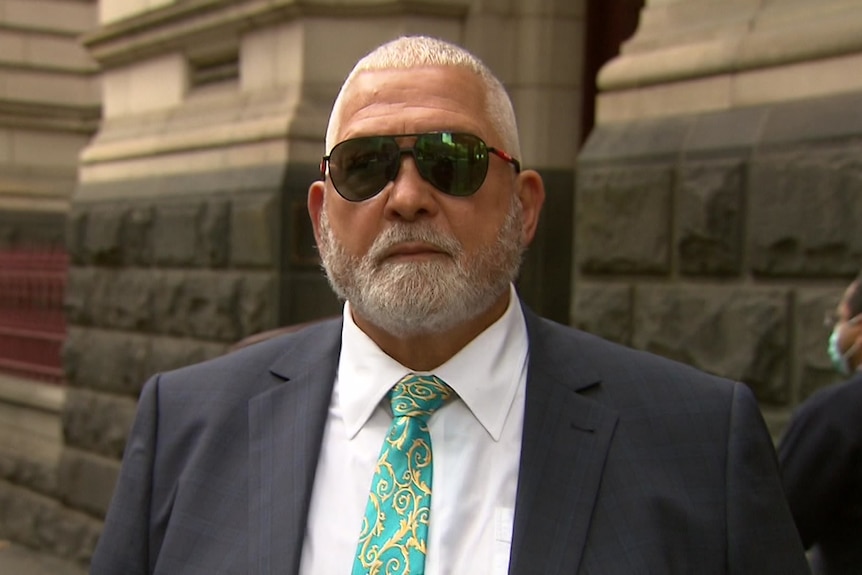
[{"x1": 320, "y1": 131, "x2": 521, "y2": 202}]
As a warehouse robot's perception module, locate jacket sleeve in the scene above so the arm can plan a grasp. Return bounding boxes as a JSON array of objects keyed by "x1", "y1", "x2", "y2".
[
  {"x1": 777, "y1": 391, "x2": 848, "y2": 550},
  {"x1": 89, "y1": 375, "x2": 161, "y2": 575},
  {"x1": 725, "y1": 382, "x2": 811, "y2": 574}
]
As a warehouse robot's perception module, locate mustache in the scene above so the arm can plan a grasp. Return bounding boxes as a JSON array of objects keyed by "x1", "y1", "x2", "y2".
[{"x1": 368, "y1": 223, "x2": 462, "y2": 262}]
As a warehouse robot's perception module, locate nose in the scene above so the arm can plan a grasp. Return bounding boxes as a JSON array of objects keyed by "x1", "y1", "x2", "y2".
[{"x1": 382, "y1": 153, "x2": 440, "y2": 222}]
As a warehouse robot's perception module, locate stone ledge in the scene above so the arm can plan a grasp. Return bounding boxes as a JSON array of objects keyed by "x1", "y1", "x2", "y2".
[
  {"x1": 600, "y1": 1, "x2": 862, "y2": 90},
  {"x1": 583, "y1": 89, "x2": 862, "y2": 164},
  {"x1": 0, "y1": 377, "x2": 65, "y2": 497},
  {"x1": 84, "y1": 0, "x2": 469, "y2": 68},
  {"x1": 0, "y1": 541, "x2": 86, "y2": 575},
  {"x1": 0, "y1": 101, "x2": 100, "y2": 134},
  {"x1": 76, "y1": 160, "x2": 287, "y2": 202},
  {"x1": 0, "y1": 478, "x2": 101, "y2": 565},
  {"x1": 0, "y1": 375, "x2": 64, "y2": 415},
  {"x1": 81, "y1": 111, "x2": 294, "y2": 166}
]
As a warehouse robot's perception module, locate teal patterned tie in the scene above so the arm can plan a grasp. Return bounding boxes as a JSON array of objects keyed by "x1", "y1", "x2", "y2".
[{"x1": 353, "y1": 374, "x2": 453, "y2": 575}]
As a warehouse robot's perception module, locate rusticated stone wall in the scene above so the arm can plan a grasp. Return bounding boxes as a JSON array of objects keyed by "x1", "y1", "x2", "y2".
[
  {"x1": 0, "y1": 375, "x2": 101, "y2": 566},
  {"x1": 52, "y1": 0, "x2": 584, "y2": 566},
  {"x1": 55, "y1": 164, "x2": 574, "y2": 567},
  {"x1": 57, "y1": 164, "x2": 341, "y2": 560},
  {"x1": 574, "y1": 90, "x2": 862, "y2": 432},
  {"x1": 0, "y1": 211, "x2": 67, "y2": 249}
]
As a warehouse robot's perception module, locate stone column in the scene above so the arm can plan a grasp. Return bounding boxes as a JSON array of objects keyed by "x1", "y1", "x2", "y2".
[
  {"x1": 0, "y1": 0, "x2": 102, "y2": 565},
  {"x1": 0, "y1": 0, "x2": 99, "y2": 247},
  {"x1": 59, "y1": 3, "x2": 589, "y2": 566},
  {"x1": 575, "y1": 0, "x2": 862, "y2": 433},
  {"x1": 51, "y1": 0, "x2": 470, "y2": 552},
  {"x1": 468, "y1": 0, "x2": 586, "y2": 322}
]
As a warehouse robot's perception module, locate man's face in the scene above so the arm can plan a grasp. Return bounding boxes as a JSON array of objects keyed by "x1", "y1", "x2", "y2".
[{"x1": 308, "y1": 66, "x2": 534, "y2": 337}]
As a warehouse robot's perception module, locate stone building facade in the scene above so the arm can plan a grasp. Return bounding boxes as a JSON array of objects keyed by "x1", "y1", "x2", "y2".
[
  {"x1": 0, "y1": 0, "x2": 100, "y2": 566},
  {"x1": 0, "y1": 0, "x2": 98, "y2": 248},
  {"x1": 54, "y1": 0, "x2": 584, "y2": 567},
  {"x1": 573, "y1": 0, "x2": 862, "y2": 433},
  {"x1": 2, "y1": 0, "x2": 862, "y2": 569}
]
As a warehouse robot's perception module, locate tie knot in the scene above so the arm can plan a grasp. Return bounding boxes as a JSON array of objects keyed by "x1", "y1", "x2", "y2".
[{"x1": 390, "y1": 374, "x2": 452, "y2": 421}]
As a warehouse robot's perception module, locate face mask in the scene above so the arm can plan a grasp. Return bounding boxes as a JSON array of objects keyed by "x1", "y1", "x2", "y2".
[{"x1": 828, "y1": 324, "x2": 860, "y2": 376}]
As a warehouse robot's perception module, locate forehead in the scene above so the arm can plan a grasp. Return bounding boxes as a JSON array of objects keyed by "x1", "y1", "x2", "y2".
[{"x1": 333, "y1": 67, "x2": 493, "y2": 142}]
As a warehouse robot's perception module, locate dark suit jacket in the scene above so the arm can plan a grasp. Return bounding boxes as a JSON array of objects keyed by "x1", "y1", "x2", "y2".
[
  {"x1": 779, "y1": 371, "x2": 862, "y2": 574},
  {"x1": 90, "y1": 306, "x2": 810, "y2": 574}
]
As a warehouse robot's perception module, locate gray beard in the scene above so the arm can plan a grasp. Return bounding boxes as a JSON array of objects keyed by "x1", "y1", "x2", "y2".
[{"x1": 317, "y1": 195, "x2": 525, "y2": 337}]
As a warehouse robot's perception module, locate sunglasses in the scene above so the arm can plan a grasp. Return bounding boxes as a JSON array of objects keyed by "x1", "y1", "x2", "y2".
[{"x1": 320, "y1": 132, "x2": 521, "y2": 202}]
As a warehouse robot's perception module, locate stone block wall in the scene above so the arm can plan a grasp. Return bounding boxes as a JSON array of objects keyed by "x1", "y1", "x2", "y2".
[
  {"x1": 0, "y1": 211, "x2": 67, "y2": 249},
  {"x1": 0, "y1": 374, "x2": 103, "y2": 565},
  {"x1": 54, "y1": 0, "x2": 583, "y2": 566},
  {"x1": 59, "y1": 165, "x2": 341, "y2": 557},
  {"x1": 574, "y1": 89, "x2": 862, "y2": 433}
]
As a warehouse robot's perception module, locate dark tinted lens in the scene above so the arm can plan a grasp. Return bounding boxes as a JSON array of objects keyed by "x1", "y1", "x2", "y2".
[
  {"x1": 328, "y1": 137, "x2": 400, "y2": 201},
  {"x1": 414, "y1": 133, "x2": 489, "y2": 196}
]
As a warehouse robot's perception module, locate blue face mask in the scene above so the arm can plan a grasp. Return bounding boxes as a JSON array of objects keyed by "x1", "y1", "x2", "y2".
[
  {"x1": 828, "y1": 323, "x2": 860, "y2": 376},
  {"x1": 828, "y1": 327, "x2": 852, "y2": 375}
]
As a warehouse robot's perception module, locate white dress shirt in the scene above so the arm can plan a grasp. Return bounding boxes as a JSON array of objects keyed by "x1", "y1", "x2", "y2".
[{"x1": 299, "y1": 284, "x2": 529, "y2": 575}]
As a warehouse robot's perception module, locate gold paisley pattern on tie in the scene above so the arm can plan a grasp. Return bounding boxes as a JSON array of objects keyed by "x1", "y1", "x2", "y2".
[{"x1": 353, "y1": 374, "x2": 452, "y2": 575}]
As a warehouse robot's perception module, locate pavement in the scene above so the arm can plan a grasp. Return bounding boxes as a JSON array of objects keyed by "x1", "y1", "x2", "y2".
[{"x1": 0, "y1": 541, "x2": 86, "y2": 575}]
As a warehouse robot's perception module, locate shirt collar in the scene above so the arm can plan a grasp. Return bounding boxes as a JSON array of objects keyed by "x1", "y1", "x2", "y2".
[{"x1": 337, "y1": 284, "x2": 528, "y2": 441}]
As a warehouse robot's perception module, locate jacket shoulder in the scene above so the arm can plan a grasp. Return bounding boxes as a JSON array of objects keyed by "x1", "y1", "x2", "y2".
[
  {"x1": 526, "y1": 312, "x2": 736, "y2": 400},
  {"x1": 154, "y1": 316, "x2": 342, "y2": 398}
]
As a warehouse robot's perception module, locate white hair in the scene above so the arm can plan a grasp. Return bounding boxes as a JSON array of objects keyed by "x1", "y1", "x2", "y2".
[{"x1": 325, "y1": 36, "x2": 521, "y2": 159}]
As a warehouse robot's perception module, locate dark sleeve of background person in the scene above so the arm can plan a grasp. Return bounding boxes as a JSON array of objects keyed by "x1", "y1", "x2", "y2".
[{"x1": 778, "y1": 374, "x2": 862, "y2": 550}]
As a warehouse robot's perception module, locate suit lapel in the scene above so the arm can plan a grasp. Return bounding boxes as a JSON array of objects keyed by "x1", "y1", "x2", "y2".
[
  {"x1": 509, "y1": 309, "x2": 619, "y2": 575},
  {"x1": 247, "y1": 319, "x2": 342, "y2": 575},
  {"x1": 242, "y1": 308, "x2": 618, "y2": 574}
]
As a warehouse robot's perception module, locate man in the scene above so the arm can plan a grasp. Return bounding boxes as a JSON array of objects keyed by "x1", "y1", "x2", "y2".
[
  {"x1": 90, "y1": 36, "x2": 809, "y2": 574},
  {"x1": 779, "y1": 271, "x2": 862, "y2": 574}
]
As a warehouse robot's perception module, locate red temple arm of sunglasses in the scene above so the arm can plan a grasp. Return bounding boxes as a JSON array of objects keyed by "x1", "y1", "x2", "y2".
[{"x1": 488, "y1": 148, "x2": 521, "y2": 173}]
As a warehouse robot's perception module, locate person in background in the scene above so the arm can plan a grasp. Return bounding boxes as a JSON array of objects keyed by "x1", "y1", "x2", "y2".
[
  {"x1": 89, "y1": 35, "x2": 809, "y2": 574},
  {"x1": 780, "y1": 270, "x2": 862, "y2": 575}
]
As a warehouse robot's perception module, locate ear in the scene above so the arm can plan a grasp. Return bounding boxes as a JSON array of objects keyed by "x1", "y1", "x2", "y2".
[
  {"x1": 515, "y1": 169, "x2": 545, "y2": 247},
  {"x1": 307, "y1": 179, "x2": 326, "y2": 246}
]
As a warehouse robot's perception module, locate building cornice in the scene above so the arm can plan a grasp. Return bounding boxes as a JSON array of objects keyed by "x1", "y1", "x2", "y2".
[
  {"x1": 599, "y1": 1, "x2": 862, "y2": 91},
  {"x1": 0, "y1": 101, "x2": 101, "y2": 134},
  {"x1": 0, "y1": 61, "x2": 99, "y2": 77},
  {"x1": 0, "y1": 22, "x2": 85, "y2": 39},
  {"x1": 0, "y1": 375, "x2": 66, "y2": 414},
  {"x1": 82, "y1": 0, "x2": 469, "y2": 69}
]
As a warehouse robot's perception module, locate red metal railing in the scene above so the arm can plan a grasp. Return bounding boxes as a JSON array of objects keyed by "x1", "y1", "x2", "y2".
[{"x1": 0, "y1": 249, "x2": 67, "y2": 383}]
